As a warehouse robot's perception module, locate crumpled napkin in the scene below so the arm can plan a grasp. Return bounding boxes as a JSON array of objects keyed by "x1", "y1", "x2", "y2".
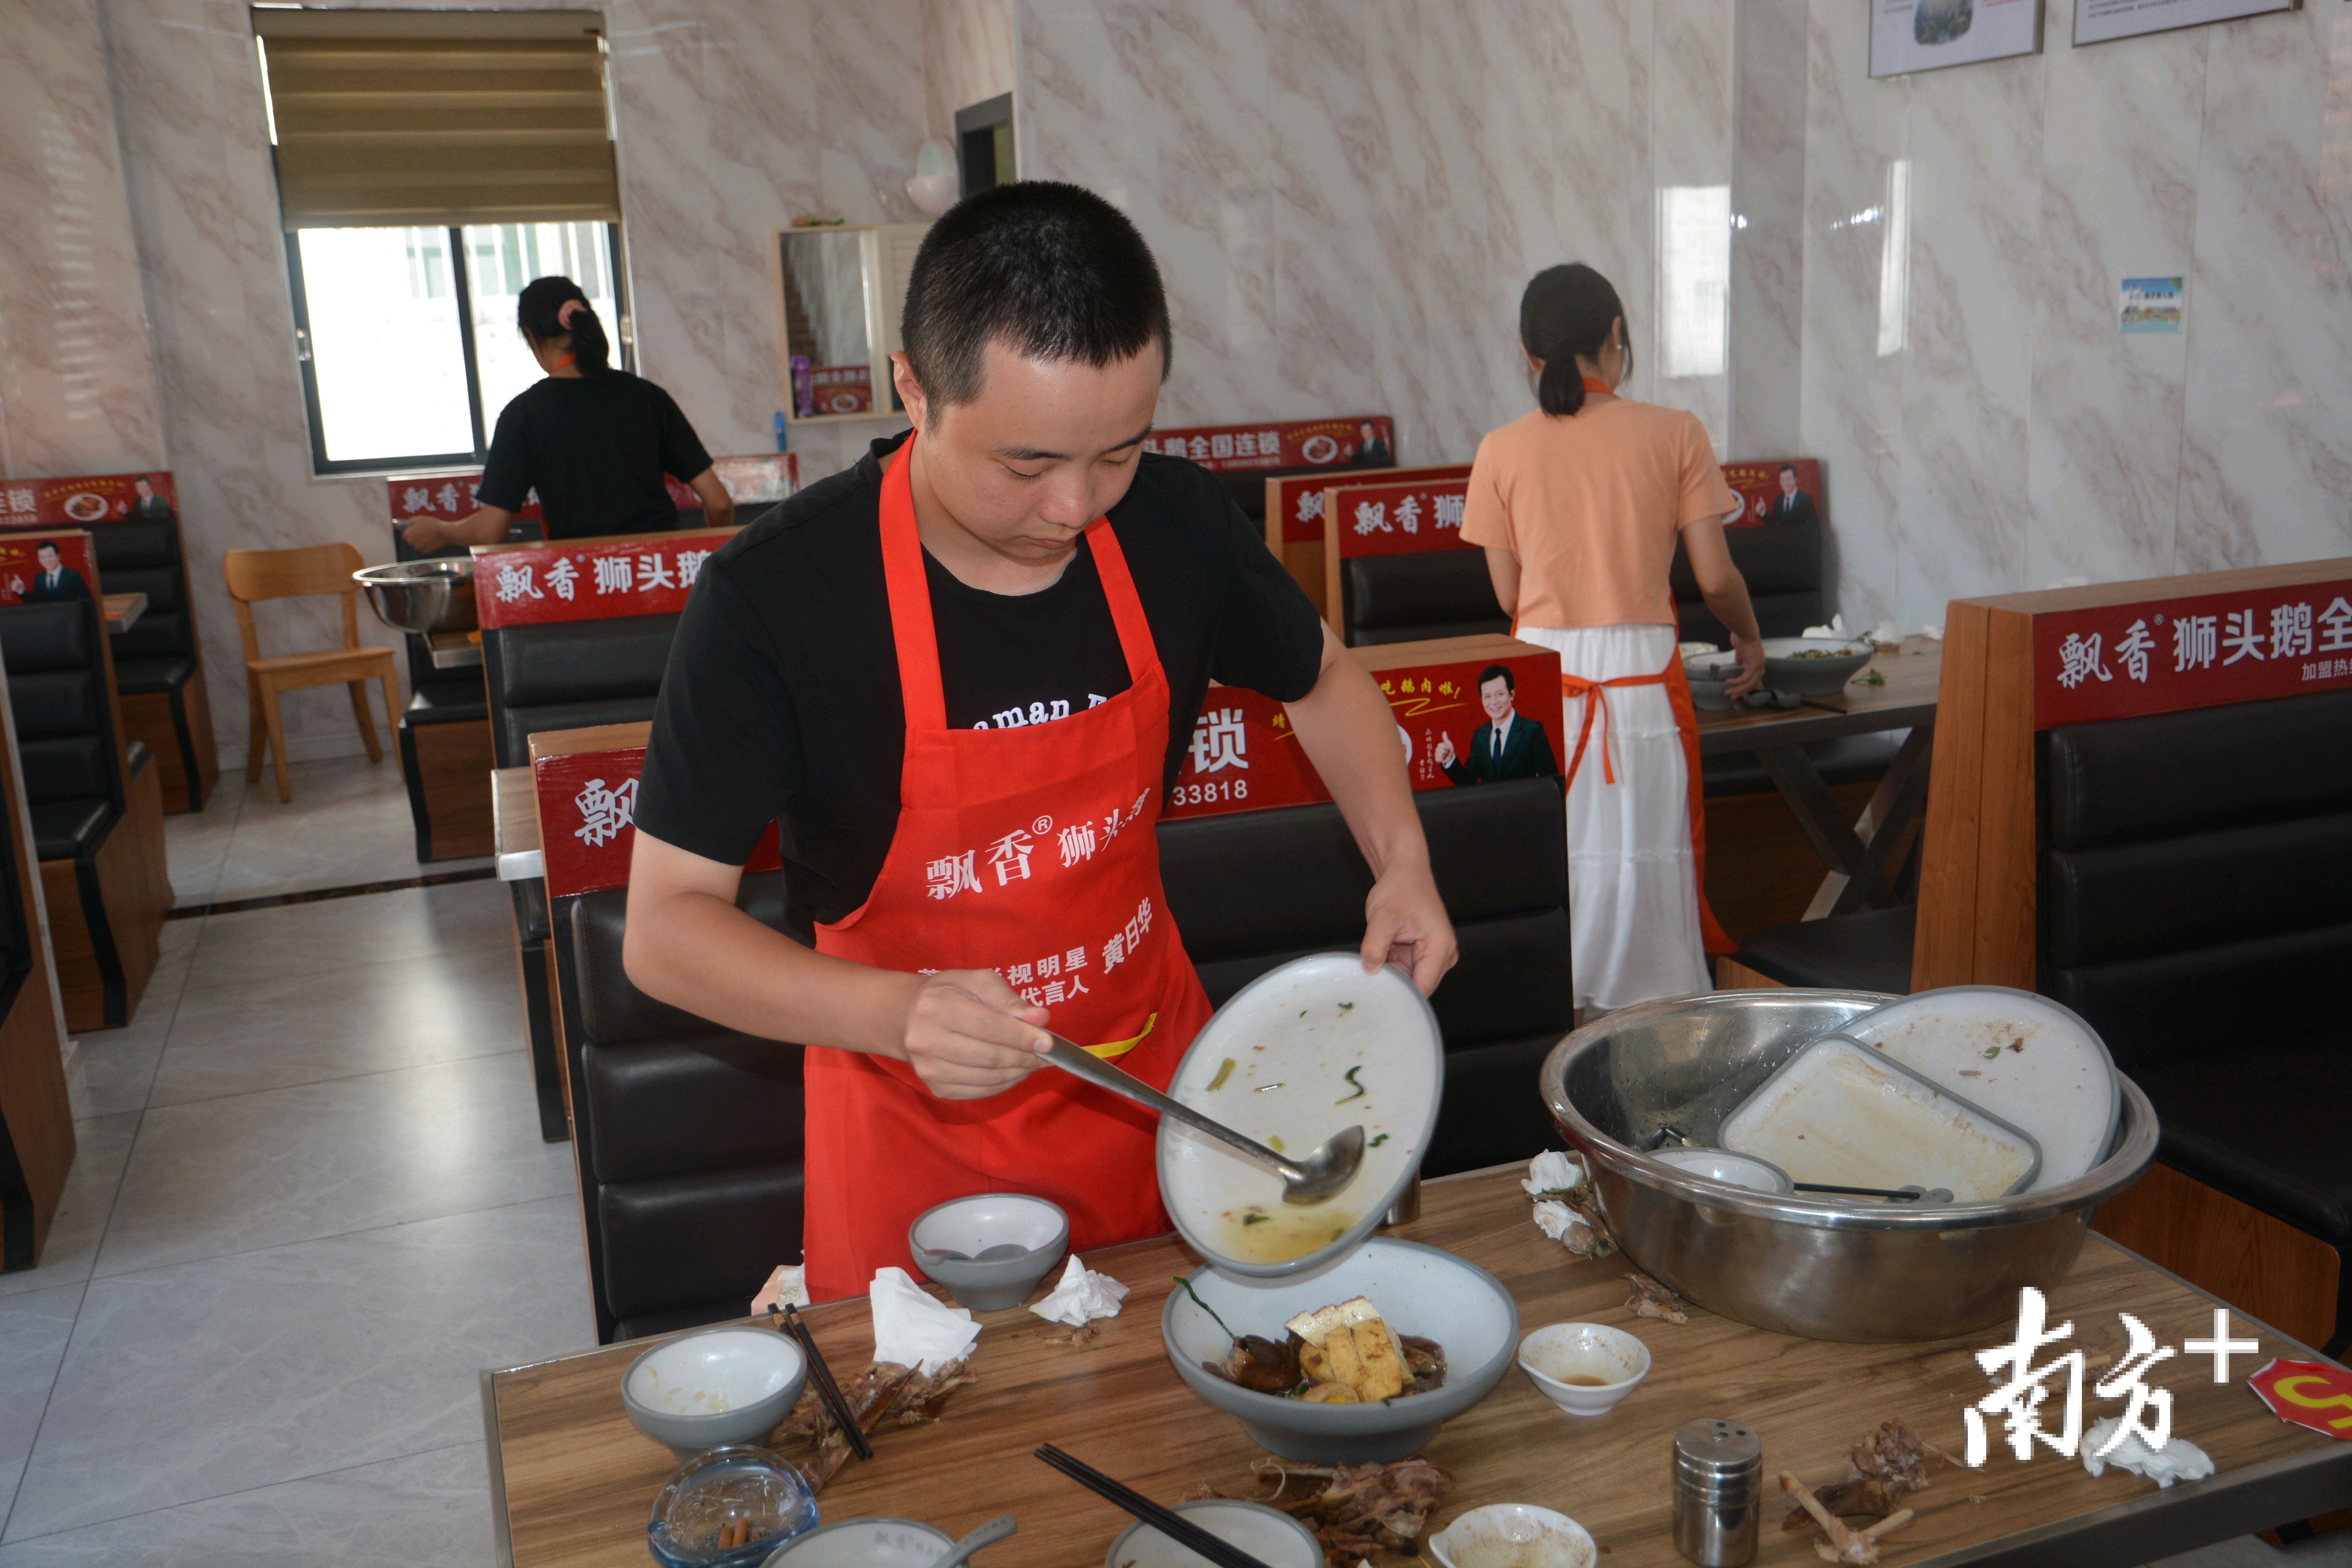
[
  {"x1": 869, "y1": 1267, "x2": 980, "y2": 1376},
  {"x1": 1531, "y1": 1199, "x2": 1599, "y2": 1253},
  {"x1": 751, "y1": 1262, "x2": 808, "y2": 1313},
  {"x1": 2081, "y1": 1417, "x2": 2214, "y2": 1488},
  {"x1": 1524, "y1": 1150, "x2": 1587, "y2": 1196},
  {"x1": 1028, "y1": 1256, "x2": 1130, "y2": 1327}
]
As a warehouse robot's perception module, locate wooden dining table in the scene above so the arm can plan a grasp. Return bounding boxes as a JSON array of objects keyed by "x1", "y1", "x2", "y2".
[{"x1": 481, "y1": 1163, "x2": 2351, "y2": 1567}]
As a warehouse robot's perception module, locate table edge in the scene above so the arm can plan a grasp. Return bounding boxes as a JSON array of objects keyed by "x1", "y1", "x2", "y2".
[
  {"x1": 483, "y1": 1368, "x2": 517, "y2": 1568},
  {"x1": 1696, "y1": 699, "x2": 1937, "y2": 755}
]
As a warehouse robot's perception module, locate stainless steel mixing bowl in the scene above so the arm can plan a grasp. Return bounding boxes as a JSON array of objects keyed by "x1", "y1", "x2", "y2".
[
  {"x1": 1538, "y1": 988, "x2": 2158, "y2": 1342},
  {"x1": 354, "y1": 559, "x2": 475, "y2": 635}
]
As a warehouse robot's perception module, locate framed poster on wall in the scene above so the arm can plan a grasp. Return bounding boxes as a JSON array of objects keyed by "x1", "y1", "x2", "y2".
[
  {"x1": 1871, "y1": 0, "x2": 2044, "y2": 78},
  {"x1": 2074, "y1": 0, "x2": 2296, "y2": 46}
]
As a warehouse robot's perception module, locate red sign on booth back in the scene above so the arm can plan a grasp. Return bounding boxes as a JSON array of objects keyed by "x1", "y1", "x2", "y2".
[
  {"x1": 1145, "y1": 416, "x2": 1394, "y2": 476},
  {"x1": 388, "y1": 454, "x2": 797, "y2": 526},
  {"x1": 1331, "y1": 478, "x2": 1473, "y2": 559},
  {"x1": 1166, "y1": 650, "x2": 1561, "y2": 820},
  {"x1": 534, "y1": 744, "x2": 781, "y2": 899},
  {"x1": 2033, "y1": 576, "x2": 2352, "y2": 728},
  {"x1": 1720, "y1": 459, "x2": 1822, "y2": 528},
  {"x1": 0, "y1": 531, "x2": 98, "y2": 605},
  {"x1": 1276, "y1": 464, "x2": 1470, "y2": 546},
  {"x1": 475, "y1": 530, "x2": 732, "y2": 630},
  {"x1": 0, "y1": 472, "x2": 176, "y2": 529}
]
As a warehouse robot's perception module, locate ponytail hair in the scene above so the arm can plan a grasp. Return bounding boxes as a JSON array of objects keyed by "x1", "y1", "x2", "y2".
[
  {"x1": 1519, "y1": 263, "x2": 1629, "y2": 417},
  {"x1": 517, "y1": 275, "x2": 612, "y2": 375}
]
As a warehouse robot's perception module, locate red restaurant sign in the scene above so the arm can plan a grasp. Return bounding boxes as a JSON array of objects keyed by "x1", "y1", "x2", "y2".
[
  {"x1": 0, "y1": 531, "x2": 99, "y2": 605},
  {"x1": 2033, "y1": 575, "x2": 2352, "y2": 728},
  {"x1": 1165, "y1": 649, "x2": 1562, "y2": 820},
  {"x1": 0, "y1": 472, "x2": 177, "y2": 529},
  {"x1": 1272, "y1": 465, "x2": 1468, "y2": 546},
  {"x1": 1721, "y1": 458, "x2": 1822, "y2": 528},
  {"x1": 1144, "y1": 416, "x2": 1394, "y2": 475},
  {"x1": 1330, "y1": 477, "x2": 1473, "y2": 559},
  {"x1": 534, "y1": 743, "x2": 780, "y2": 899},
  {"x1": 387, "y1": 454, "x2": 796, "y2": 526},
  {"x1": 475, "y1": 530, "x2": 732, "y2": 630}
]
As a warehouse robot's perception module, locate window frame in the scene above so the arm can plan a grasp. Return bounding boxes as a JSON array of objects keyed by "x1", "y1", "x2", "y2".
[{"x1": 285, "y1": 221, "x2": 630, "y2": 477}]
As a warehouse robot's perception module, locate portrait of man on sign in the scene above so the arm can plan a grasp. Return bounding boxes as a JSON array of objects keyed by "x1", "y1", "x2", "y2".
[
  {"x1": 1433, "y1": 664, "x2": 1557, "y2": 786},
  {"x1": 22, "y1": 542, "x2": 90, "y2": 603}
]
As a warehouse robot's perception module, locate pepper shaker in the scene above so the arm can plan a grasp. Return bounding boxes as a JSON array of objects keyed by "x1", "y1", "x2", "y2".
[{"x1": 1673, "y1": 1417, "x2": 1762, "y2": 1567}]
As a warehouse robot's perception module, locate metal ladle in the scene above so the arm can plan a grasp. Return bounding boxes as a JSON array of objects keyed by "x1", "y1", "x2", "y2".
[{"x1": 1042, "y1": 1034, "x2": 1364, "y2": 1203}]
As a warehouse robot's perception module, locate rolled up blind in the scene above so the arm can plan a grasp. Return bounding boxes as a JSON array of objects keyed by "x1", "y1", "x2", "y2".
[{"x1": 255, "y1": 10, "x2": 617, "y2": 230}]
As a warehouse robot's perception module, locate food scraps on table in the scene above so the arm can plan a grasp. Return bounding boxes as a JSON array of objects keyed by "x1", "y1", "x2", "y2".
[
  {"x1": 769, "y1": 1357, "x2": 975, "y2": 1491},
  {"x1": 1781, "y1": 1419, "x2": 1954, "y2": 1532},
  {"x1": 1203, "y1": 1296, "x2": 1447, "y2": 1403},
  {"x1": 1625, "y1": 1272, "x2": 1689, "y2": 1325},
  {"x1": 1779, "y1": 1471, "x2": 1916, "y2": 1564},
  {"x1": 1198, "y1": 1455, "x2": 1453, "y2": 1563},
  {"x1": 1526, "y1": 1151, "x2": 1617, "y2": 1261}
]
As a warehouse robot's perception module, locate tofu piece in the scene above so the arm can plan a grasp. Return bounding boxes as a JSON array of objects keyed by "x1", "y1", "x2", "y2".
[
  {"x1": 1284, "y1": 1296, "x2": 1380, "y2": 1346},
  {"x1": 1298, "y1": 1339, "x2": 1332, "y2": 1384},
  {"x1": 1324, "y1": 1322, "x2": 1367, "y2": 1390},
  {"x1": 1351, "y1": 1321, "x2": 1405, "y2": 1401}
]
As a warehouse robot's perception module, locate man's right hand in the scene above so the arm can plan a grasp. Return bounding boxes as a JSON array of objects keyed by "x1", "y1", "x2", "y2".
[
  {"x1": 896, "y1": 969, "x2": 1054, "y2": 1100},
  {"x1": 1432, "y1": 735, "x2": 1456, "y2": 768}
]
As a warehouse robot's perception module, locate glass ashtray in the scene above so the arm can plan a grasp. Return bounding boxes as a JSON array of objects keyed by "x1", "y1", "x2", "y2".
[{"x1": 647, "y1": 1446, "x2": 819, "y2": 1568}]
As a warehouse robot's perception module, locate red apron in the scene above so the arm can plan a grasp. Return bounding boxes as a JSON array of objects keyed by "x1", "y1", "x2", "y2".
[
  {"x1": 1555, "y1": 643, "x2": 1735, "y2": 958},
  {"x1": 802, "y1": 438, "x2": 1215, "y2": 1302}
]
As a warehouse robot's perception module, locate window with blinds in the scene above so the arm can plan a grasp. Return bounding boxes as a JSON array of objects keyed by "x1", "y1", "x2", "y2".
[{"x1": 254, "y1": 9, "x2": 618, "y2": 229}]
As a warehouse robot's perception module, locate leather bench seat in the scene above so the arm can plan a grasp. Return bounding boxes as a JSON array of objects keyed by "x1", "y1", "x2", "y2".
[
  {"x1": 2130, "y1": 1038, "x2": 2350, "y2": 1246},
  {"x1": 31, "y1": 799, "x2": 115, "y2": 862},
  {"x1": 1733, "y1": 904, "x2": 1914, "y2": 995},
  {"x1": 111, "y1": 654, "x2": 197, "y2": 697},
  {"x1": 1673, "y1": 521, "x2": 1824, "y2": 646},
  {"x1": 405, "y1": 681, "x2": 486, "y2": 724},
  {"x1": 486, "y1": 613, "x2": 677, "y2": 768},
  {"x1": 1344, "y1": 552, "x2": 1508, "y2": 646},
  {"x1": 1700, "y1": 732, "x2": 1901, "y2": 798}
]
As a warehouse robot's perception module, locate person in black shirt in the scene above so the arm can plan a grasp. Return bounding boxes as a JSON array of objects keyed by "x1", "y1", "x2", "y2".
[
  {"x1": 624, "y1": 182, "x2": 1458, "y2": 1297},
  {"x1": 399, "y1": 276, "x2": 732, "y2": 551}
]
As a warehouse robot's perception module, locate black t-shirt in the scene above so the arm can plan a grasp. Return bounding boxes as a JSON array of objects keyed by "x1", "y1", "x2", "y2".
[
  {"x1": 636, "y1": 433, "x2": 1326, "y2": 926},
  {"x1": 476, "y1": 372, "x2": 713, "y2": 539}
]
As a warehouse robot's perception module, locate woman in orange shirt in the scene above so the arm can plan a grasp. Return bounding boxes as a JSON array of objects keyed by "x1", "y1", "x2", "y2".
[{"x1": 1461, "y1": 263, "x2": 1767, "y2": 1014}]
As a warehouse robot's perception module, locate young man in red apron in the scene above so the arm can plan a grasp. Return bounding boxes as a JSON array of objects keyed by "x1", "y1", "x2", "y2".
[{"x1": 623, "y1": 183, "x2": 1457, "y2": 1303}]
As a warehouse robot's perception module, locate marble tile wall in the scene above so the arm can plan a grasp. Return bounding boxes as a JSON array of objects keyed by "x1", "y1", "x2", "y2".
[
  {"x1": 0, "y1": 0, "x2": 165, "y2": 479},
  {"x1": 92, "y1": 0, "x2": 930, "y2": 764},
  {"x1": 1011, "y1": 0, "x2": 1746, "y2": 468},
  {"x1": 1800, "y1": 0, "x2": 2352, "y2": 630},
  {"x1": 922, "y1": 0, "x2": 1015, "y2": 144}
]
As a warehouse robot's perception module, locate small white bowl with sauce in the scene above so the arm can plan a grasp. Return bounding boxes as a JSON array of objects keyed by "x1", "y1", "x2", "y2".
[
  {"x1": 1516, "y1": 1323, "x2": 1650, "y2": 1418},
  {"x1": 1427, "y1": 1503, "x2": 1597, "y2": 1568}
]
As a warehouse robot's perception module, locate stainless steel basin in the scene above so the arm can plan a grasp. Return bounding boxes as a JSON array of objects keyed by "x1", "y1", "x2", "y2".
[
  {"x1": 1538, "y1": 988, "x2": 2158, "y2": 1343},
  {"x1": 355, "y1": 559, "x2": 475, "y2": 635}
]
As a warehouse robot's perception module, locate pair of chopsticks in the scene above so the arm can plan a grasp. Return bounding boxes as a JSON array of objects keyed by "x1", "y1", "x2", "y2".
[
  {"x1": 781, "y1": 1304, "x2": 872, "y2": 1461},
  {"x1": 1033, "y1": 1444, "x2": 1274, "y2": 1568}
]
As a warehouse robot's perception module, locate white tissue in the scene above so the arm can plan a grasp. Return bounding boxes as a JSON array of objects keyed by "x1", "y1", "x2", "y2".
[
  {"x1": 869, "y1": 1266, "x2": 980, "y2": 1376},
  {"x1": 1028, "y1": 1256, "x2": 1130, "y2": 1327},
  {"x1": 751, "y1": 1262, "x2": 808, "y2": 1313},
  {"x1": 1800, "y1": 613, "x2": 1850, "y2": 640},
  {"x1": 2081, "y1": 1418, "x2": 2214, "y2": 1488},
  {"x1": 1524, "y1": 1150, "x2": 1587, "y2": 1196}
]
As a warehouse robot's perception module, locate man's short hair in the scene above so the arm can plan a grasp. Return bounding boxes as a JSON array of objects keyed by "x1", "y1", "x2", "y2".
[
  {"x1": 1478, "y1": 664, "x2": 1514, "y2": 692},
  {"x1": 34, "y1": 541, "x2": 58, "y2": 555},
  {"x1": 901, "y1": 181, "x2": 1171, "y2": 407},
  {"x1": 1777, "y1": 463, "x2": 1797, "y2": 477}
]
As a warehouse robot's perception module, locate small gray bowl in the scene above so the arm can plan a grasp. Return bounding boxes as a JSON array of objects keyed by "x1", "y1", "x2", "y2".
[
  {"x1": 1106, "y1": 1500, "x2": 1324, "y2": 1567},
  {"x1": 908, "y1": 1193, "x2": 1067, "y2": 1311},
  {"x1": 621, "y1": 1325, "x2": 807, "y2": 1459},
  {"x1": 1760, "y1": 636, "x2": 1874, "y2": 698}
]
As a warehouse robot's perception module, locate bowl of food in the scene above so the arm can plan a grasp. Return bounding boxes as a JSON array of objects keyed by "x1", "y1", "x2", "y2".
[
  {"x1": 907, "y1": 1193, "x2": 1068, "y2": 1311},
  {"x1": 1105, "y1": 1500, "x2": 1323, "y2": 1568},
  {"x1": 1760, "y1": 636, "x2": 1874, "y2": 698},
  {"x1": 1681, "y1": 650, "x2": 1745, "y2": 712},
  {"x1": 1427, "y1": 1504, "x2": 1596, "y2": 1568},
  {"x1": 354, "y1": 558, "x2": 476, "y2": 635},
  {"x1": 1539, "y1": 989, "x2": 2158, "y2": 1341},
  {"x1": 1156, "y1": 953, "x2": 1442, "y2": 1280},
  {"x1": 1516, "y1": 1323, "x2": 1650, "y2": 1418},
  {"x1": 1164, "y1": 1236, "x2": 1519, "y2": 1463},
  {"x1": 759, "y1": 1517, "x2": 951, "y2": 1566},
  {"x1": 623, "y1": 1326, "x2": 808, "y2": 1459},
  {"x1": 646, "y1": 1446, "x2": 819, "y2": 1568}
]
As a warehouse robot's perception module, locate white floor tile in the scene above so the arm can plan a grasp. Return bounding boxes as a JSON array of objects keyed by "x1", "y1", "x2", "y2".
[
  {"x1": 0, "y1": 1116, "x2": 138, "y2": 1302},
  {"x1": 0, "y1": 1286, "x2": 82, "y2": 1527}
]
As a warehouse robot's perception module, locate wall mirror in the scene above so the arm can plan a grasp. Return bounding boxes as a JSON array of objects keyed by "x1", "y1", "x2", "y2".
[{"x1": 775, "y1": 223, "x2": 929, "y2": 423}]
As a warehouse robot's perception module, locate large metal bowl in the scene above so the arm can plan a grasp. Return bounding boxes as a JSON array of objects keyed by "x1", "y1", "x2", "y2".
[
  {"x1": 1538, "y1": 989, "x2": 2158, "y2": 1342},
  {"x1": 354, "y1": 558, "x2": 475, "y2": 634}
]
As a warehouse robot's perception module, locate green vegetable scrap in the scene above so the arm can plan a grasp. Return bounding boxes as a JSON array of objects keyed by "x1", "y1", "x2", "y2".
[
  {"x1": 1370, "y1": 1133, "x2": 1390, "y2": 1148},
  {"x1": 1981, "y1": 1045, "x2": 2002, "y2": 1060},
  {"x1": 1859, "y1": 667, "x2": 1887, "y2": 687},
  {"x1": 1206, "y1": 1058, "x2": 1236, "y2": 1091},
  {"x1": 1339, "y1": 1002, "x2": 1355, "y2": 1013},
  {"x1": 1337, "y1": 1066, "x2": 1367, "y2": 1104},
  {"x1": 1269, "y1": 1135, "x2": 1286, "y2": 1153},
  {"x1": 1175, "y1": 1274, "x2": 1236, "y2": 1341},
  {"x1": 1241, "y1": 1212, "x2": 1270, "y2": 1227}
]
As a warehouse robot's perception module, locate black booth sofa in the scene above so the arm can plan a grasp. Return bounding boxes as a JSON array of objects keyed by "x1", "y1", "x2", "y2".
[
  {"x1": 89, "y1": 514, "x2": 213, "y2": 813},
  {"x1": 558, "y1": 777, "x2": 1574, "y2": 1342},
  {"x1": 1735, "y1": 686, "x2": 2352, "y2": 1354}
]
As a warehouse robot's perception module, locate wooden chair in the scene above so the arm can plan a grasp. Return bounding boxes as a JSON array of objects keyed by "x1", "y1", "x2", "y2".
[{"x1": 222, "y1": 543, "x2": 401, "y2": 803}]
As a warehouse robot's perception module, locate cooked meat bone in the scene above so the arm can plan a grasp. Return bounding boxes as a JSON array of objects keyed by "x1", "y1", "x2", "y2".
[{"x1": 1780, "y1": 1472, "x2": 1916, "y2": 1565}]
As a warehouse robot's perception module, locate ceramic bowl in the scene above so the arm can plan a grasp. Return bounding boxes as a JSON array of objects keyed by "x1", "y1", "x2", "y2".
[
  {"x1": 1104, "y1": 1500, "x2": 1323, "y2": 1567},
  {"x1": 1427, "y1": 1504, "x2": 1597, "y2": 1568},
  {"x1": 1682, "y1": 651, "x2": 1742, "y2": 712},
  {"x1": 1648, "y1": 1146, "x2": 1793, "y2": 1194},
  {"x1": 1760, "y1": 636, "x2": 1874, "y2": 698},
  {"x1": 1163, "y1": 1236, "x2": 1518, "y2": 1464},
  {"x1": 1517, "y1": 1323, "x2": 1651, "y2": 1417},
  {"x1": 759, "y1": 1516, "x2": 952, "y2": 1566},
  {"x1": 624, "y1": 1327, "x2": 808, "y2": 1459},
  {"x1": 646, "y1": 1446, "x2": 819, "y2": 1568},
  {"x1": 908, "y1": 1193, "x2": 1069, "y2": 1310},
  {"x1": 1156, "y1": 953, "x2": 1442, "y2": 1279}
]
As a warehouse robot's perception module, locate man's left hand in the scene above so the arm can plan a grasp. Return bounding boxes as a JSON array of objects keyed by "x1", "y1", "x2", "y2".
[{"x1": 1361, "y1": 858, "x2": 1457, "y2": 996}]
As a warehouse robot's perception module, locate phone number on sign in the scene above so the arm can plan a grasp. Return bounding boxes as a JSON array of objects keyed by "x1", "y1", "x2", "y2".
[{"x1": 1171, "y1": 779, "x2": 1250, "y2": 807}]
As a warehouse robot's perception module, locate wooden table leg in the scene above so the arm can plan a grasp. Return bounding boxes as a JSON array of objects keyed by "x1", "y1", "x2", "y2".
[
  {"x1": 1826, "y1": 726, "x2": 1935, "y2": 916},
  {"x1": 1757, "y1": 743, "x2": 1874, "y2": 889}
]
